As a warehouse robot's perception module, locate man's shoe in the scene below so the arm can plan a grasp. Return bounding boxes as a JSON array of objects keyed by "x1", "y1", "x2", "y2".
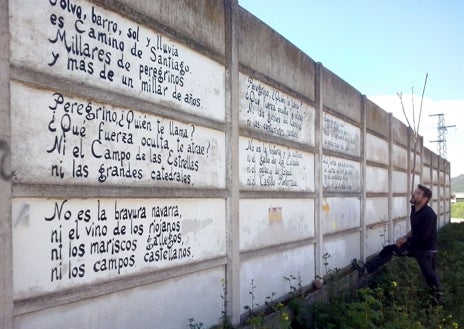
[
  {"x1": 431, "y1": 288, "x2": 445, "y2": 306},
  {"x1": 352, "y1": 258, "x2": 366, "y2": 277}
]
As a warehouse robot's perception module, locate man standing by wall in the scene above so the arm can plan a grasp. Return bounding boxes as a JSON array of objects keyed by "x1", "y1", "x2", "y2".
[{"x1": 353, "y1": 184, "x2": 442, "y2": 301}]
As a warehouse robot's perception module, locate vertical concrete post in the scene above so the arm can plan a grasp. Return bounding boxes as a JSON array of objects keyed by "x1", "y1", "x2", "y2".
[
  {"x1": 406, "y1": 128, "x2": 413, "y2": 231},
  {"x1": 447, "y1": 163, "x2": 451, "y2": 224},
  {"x1": 0, "y1": 0, "x2": 12, "y2": 327},
  {"x1": 388, "y1": 113, "x2": 393, "y2": 242},
  {"x1": 437, "y1": 155, "x2": 441, "y2": 222},
  {"x1": 360, "y1": 96, "x2": 367, "y2": 260},
  {"x1": 314, "y1": 63, "x2": 323, "y2": 278},
  {"x1": 224, "y1": 0, "x2": 240, "y2": 325}
]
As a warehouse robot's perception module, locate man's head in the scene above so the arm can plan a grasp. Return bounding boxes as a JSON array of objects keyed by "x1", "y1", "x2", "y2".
[{"x1": 410, "y1": 184, "x2": 432, "y2": 206}]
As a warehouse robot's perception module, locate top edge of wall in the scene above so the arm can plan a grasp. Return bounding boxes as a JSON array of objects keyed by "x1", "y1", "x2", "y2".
[
  {"x1": 365, "y1": 98, "x2": 390, "y2": 138},
  {"x1": 321, "y1": 66, "x2": 362, "y2": 123},
  {"x1": 237, "y1": 7, "x2": 316, "y2": 102},
  {"x1": 390, "y1": 115, "x2": 410, "y2": 147},
  {"x1": 103, "y1": 0, "x2": 226, "y2": 58}
]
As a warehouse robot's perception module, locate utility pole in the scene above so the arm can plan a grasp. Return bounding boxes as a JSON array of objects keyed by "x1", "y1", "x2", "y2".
[{"x1": 429, "y1": 113, "x2": 456, "y2": 159}]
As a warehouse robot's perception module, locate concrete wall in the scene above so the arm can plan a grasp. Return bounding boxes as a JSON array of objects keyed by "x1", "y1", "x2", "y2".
[{"x1": 0, "y1": 1, "x2": 452, "y2": 328}]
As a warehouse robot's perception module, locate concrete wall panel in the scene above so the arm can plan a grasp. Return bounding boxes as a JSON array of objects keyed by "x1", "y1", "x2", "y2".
[
  {"x1": 10, "y1": 0, "x2": 226, "y2": 122},
  {"x1": 365, "y1": 197, "x2": 388, "y2": 225},
  {"x1": 323, "y1": 112, "x2": 361, "y2": 157},
  {"x1": 365, "y1": 98, "x2": 389, "y2": 138},
  {"x1": 321, "y1": 67, "x2": 362, "y2": 123},
  {"x1": 440, "y1": 213, "x2": 447, "y2": 227},
  {"x1": 445, "y1": 200, "x2": 450, "y2": 213},
  {"x1": 322, "y1": 156, "x2": 361, "y2": 192},
  {"x1": 392, "y1": 144, "x2": 408, "y2": 170},
  {"x1": 240, "y1": 245, "x2": 314, "y2": 312},
  {"x1": 391, "y1": 116, "x2": 409, "y2": 147},
  {"x1": 433, "y1": 170, "x2": 438, "y2": 185},
  {"x1": 323, "y1": 232, "x2": 360, "y2": 273},
  {"x1": 12, "y1": 197, "x2": 225, "y2": 299},
  {"x1": 392, "y1": 196, "x2": 409, "y2": 220},
  {"x1": 239, "y1": 73, "x2": 315, "y2": 146},
  {"x1": 439, "y1": 170, "x2": 445, "y2": 185},
  {"x1": 321, "y1": 197, "x2": 360, "y2": 234},
  {"x1": 114, "y1": 0, "x2": 226, "y2": 57},
  {"x1": 366, "y1": 166, "x2": 388, "y2": 193},
  {"x1": 432, "y1": 185, "x2": 439, "y2": 203},
  {"x1": 14, "y1": 266, "x2": 225, "y2": 329},
  {"x1": 393, "y1": 219, "x2": 408, "y2": 240},
  {"x1": 238, "y1": 8, "x2": 316, "y2": 101},
  {"x1": 365, "y1": 222, "x2": 390, "y2": 257},
  {"x1": 239, "y1": 199, "x2": 314, "y2": 251},
  {"x1": 366, "y1": 133, "x2": 388, "y2": 165},
  {"x1": 11, "y1": 82, "x2": 226, "y2": 189},
  {"x1": 423, "y1": 167, "x2": 431, "y2": 184},
  {"x1": 410, "y1": 154, "x2": 422, "y2": 176},
  {"x1": 411, "y1": 173, "x2": 420, "y2": 187},
  {"x1": 430, "y1": 201, "x2": 438, "y2": 213},
  {"x1": 392, "y1": 171, "x2": 408, "y2": 194},
  {"x1": 239, "y1": 137, "x2": 314, "y2": 192}
]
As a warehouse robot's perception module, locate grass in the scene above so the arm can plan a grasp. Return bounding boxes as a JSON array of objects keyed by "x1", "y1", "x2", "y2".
[
  {"x1": 192, "y1": 223, "x2": 464, "y2": 328},
  {"x1": 451, "y1": 202, "x2": 464, "y2": 218},
  {"x1": 305, "y1": 222, "x2": 464, "y2": 329}
]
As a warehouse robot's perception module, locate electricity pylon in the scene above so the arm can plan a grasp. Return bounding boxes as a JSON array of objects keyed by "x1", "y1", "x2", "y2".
[{"x1": 429, "y1": 113, "x2": 456, "y2": 159}]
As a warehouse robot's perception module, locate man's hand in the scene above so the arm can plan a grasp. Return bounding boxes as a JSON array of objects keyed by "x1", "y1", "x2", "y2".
[{"x1": 396, "y1": 237, "x2": 407, "y2": 248}]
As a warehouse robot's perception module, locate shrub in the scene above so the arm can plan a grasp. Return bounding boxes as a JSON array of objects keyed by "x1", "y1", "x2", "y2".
[
  {"x1": 191, "y1": 223, "x2": 464, "y2": 328},
  {"x1": 304, "y1": 223, "x2": 463, "y2": 329}
]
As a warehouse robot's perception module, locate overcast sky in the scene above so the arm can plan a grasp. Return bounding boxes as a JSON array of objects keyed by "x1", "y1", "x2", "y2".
[{"x1": 239, "y1": 0, "x2": 464, "y2": 178}]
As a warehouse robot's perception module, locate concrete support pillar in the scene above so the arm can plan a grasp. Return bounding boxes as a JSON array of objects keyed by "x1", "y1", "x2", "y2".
[
  {"x1": 388, "y1": 113, "x2": 393, "y2": 243},
  {"x1": 0, "y1": 0, "x2": 13, "y2": 327},
  {"x1": 314, "y1": 62, "x2": 323, "y2": 278},
  {"x1": 224, "y1": 0, "x2": 240, "y2": 325},
  {"x1": 360, "y1": 95, "x2": 367, "y2": 261}
]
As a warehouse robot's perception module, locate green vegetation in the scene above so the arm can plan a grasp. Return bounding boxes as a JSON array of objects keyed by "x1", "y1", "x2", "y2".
[
  {"x1": 288, "y1": 223, "x2": 464, "y2": 329},
  {"x1": 451, "y1": 202, "x2": 464, "y2": 218},
  {"x1": 190, "y1": 223, "x2": 464, "y2": 329},
  {"x1": 451, "y1": 174, "x2": 464, "y2": 193},
  {"x1": 305, "y1": 223, "x2": 464, "y2": 329}
]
